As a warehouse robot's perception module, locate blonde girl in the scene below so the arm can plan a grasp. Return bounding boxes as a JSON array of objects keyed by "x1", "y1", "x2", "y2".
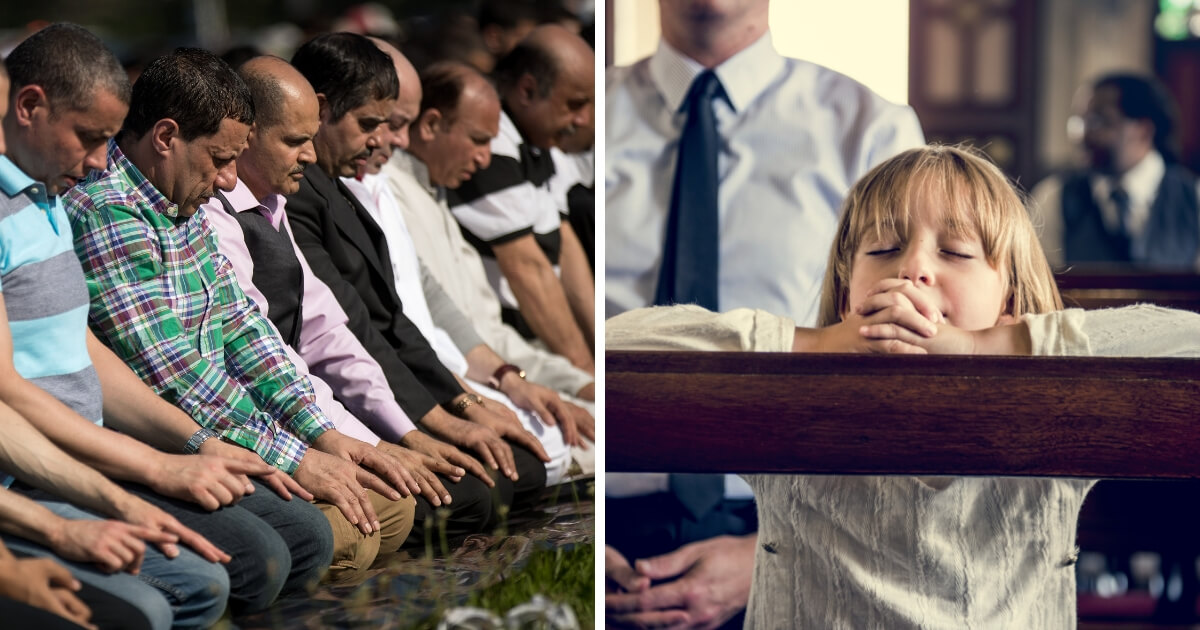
[{"x1": 607, "y1": 145, "x2": 1200, "y2": 628}]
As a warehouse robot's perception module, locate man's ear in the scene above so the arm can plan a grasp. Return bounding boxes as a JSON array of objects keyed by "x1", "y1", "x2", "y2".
[
  {"x1": 12, "y1": 84, "x2": 49, "y2": 127},
  {"x1": 246, "y1": 121, "x2": 260, "y2": 143},
  {"x1": 516, "y1": 72, "x2": 539, "y2": 105},
  {"x1": 316, "y1": 93, "x2": 332, "y2": 124},
  {"x1": 416, "y1": 108, "x2": 442, "y2": 142},
  {"x1": 150, "y1": 118, "x2": 179, "y2": 156}
]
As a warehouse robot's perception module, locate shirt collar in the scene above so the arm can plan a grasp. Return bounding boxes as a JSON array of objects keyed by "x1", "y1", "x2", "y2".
[
  {"x1": 107, "y1": 139, "x2": 181, "y2": 219},
  {"x1": 648, "y1": 31, "x2": 784, "y2": 114},
  {"x1": 393, "y1": 149, "x2": 438, "y2": 197},
  {"x1": 0, "y1": 155, "x2": 42, "y2": 198},
  {"x1": 222, "y1": 177, "x2": 286, "y2": 229},
  {"x1": 498, "y1": 108, "x2": 531, "y2": 154},
  {"x1": 1092, "y1": 150, "x2": 1165, "y2": 208}
]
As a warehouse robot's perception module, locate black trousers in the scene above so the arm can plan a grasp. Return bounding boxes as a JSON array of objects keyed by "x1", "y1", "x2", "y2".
[
  {"x1": 607, "y1": 491, "x2": 756, "y2": 562},
  {"x1": 405, "y1": 440, "x2": 546, "y2": 549},
  {"x1": 607, "y1": 492, "x2": 756, "y2": 630}
]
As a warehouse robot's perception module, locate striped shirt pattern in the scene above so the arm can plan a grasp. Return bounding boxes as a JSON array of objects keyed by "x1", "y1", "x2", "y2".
[
  {"x1": 64, "y1": 141, "x2": 332, "y2": 473},
  {"x1": 0, "y1": 156, "x2": 103, "y2": 425},
  {"x1": 448, "y1": 110, "x2": 564, "y2": 315},
  {"x1": 0, "y1": 156, "x2": 104, "y2": 488}
]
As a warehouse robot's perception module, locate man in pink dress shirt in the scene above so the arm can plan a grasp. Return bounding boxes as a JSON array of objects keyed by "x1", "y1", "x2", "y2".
[{"x1": 202, "y1": 55, "x2": 513, "y2": 545}]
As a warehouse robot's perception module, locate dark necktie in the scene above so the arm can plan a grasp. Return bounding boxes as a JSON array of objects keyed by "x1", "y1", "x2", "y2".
[
  {"x1": 1110, "y1": 186, "x2": 1133, "y2": 234},
  {"x1": 654, "y1": 70, "x2": 724, "y2": 310},
  {"x1": 669, "y1": 472, "x2": 726, "y2": 523},
  {"x1": 1109, "y1": 186, "x2": 1136, "y2": 259}
]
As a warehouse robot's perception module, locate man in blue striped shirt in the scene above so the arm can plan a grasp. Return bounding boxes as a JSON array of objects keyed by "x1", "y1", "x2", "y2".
[{"x1": 0, "y1": 23, "x2": 333, "y2": 626}]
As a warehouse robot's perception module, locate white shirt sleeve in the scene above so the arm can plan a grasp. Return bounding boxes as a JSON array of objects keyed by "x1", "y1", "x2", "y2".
[
  {"x1": 1024, "y1": 305, "x2": 1200, "y2": 358},
  {"x1": 606, "y1": 304, "x2": 796, "y2": 353}
]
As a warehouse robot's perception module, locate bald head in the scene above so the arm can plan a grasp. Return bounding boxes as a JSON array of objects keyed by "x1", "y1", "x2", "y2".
[
  {"x1": 493, "y1": 24, "x2": 594, "y2": 149},
  {"x1": 365, "y1": 37, "x2": 422, "y2": 172},
  {"x1": 239, "y1": 55, "x2": 318, "y2": 129},
  {"x1": 494, "y1": 24, "x2": 593, "y2": 98},
  {"x1": 369, "y1": 37, "x2": 419, "y2": 105},
  {"x1": 418, "y1": 60, "x2": 499, "y2": 124},
  {"x1": 526, "y1": 24, "x2": 594, "y2": 73},
  {"x1": 236, "y1": 55, "x2": 320, "y2": 199}
]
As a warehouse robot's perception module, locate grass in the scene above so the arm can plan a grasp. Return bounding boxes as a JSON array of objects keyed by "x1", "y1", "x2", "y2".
[
  {"x1": 466, "y1": 544, "x2": 595, "y2": 627},
  {"x1": 231, "y1": 479, "x2": 595, "y2": 629}
]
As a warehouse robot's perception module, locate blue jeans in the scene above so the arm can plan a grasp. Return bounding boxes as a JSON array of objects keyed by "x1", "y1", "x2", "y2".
[
  {"x1": 1, "y1": 499, "x2": 230, "y2": 630},
  {"x1": 126, "y1": 479, "x2": 333, "y2": 612}
]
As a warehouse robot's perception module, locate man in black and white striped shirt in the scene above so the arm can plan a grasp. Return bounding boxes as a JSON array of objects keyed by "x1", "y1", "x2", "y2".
[{"x1": 448, "y1": 24, "x2": 595, "y2": 375}]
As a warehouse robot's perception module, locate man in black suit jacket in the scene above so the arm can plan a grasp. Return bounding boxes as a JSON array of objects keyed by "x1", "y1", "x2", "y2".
[{"x1": 284, "y1": 33, "x2": 550, "y2": 529}]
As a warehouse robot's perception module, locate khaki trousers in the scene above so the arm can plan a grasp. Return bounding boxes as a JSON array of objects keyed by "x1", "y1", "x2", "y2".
[{"x1": 315, "y1": 491, "x2": 415, "y2": 585}]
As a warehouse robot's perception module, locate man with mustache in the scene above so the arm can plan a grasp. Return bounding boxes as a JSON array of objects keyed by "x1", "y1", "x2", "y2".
[
  {"x1": 63, "y1": 47, "x2": 419, "y2": 589},
  {"x1": 1031, "y1": 73, "x2": 1199, "y2": 270},
  {"x1": 285, "y1": 32, "x2": 551, "y2": 508},
  {"x1": 448, "y1": 24, "x2": 595, "y2": 375}
]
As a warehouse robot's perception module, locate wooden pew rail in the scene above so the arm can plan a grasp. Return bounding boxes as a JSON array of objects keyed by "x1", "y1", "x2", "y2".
[{"x1": 607, "y1": 351, "x2": 1200, "y2": 478}]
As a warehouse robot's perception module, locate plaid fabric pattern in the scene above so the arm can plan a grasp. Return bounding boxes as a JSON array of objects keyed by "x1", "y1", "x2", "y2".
[{"x1": 63, "y1": 140, "x2": 333, "y2": 473}]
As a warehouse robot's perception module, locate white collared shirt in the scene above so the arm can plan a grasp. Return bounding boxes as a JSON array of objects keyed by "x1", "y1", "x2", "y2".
[
  {"x1": 341, "y1": 174, "x2": 470, "y2": 377},
  {"x1": 386, "y1": 151, "x2": 594, "y2": 399},
  {"x1": 605, "y1": 32, "x2": 925, "y2": 324}
]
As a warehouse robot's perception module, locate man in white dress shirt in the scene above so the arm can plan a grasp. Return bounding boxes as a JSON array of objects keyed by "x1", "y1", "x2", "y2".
[
  {"x1": 339, "y1": 43, "x2": 589, "y2": 484},
  {"x1": 605, "y1": 1, "x2": 924, "y2": 628},
  {"x1": 385, "y1": 61, "x2": 597, "y2": 405},
  {"x1": 1029, "y1": 73, "x2": 1200, "y2": 270}
]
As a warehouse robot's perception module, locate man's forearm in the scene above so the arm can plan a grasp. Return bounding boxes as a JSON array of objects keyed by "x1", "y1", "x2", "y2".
[
  {"x1": 500, "y1": 256, "x2": 593, "y2": 369},
  {"x1": 0, "y1": 401, "x2": 133, "y2": 519},
  {"x1": 0, "y1": 371, "x2": 162, "y2": 486},
  {"x1": 0, "y1": 488, "x2": 74, "y2": 550},
  {"x1": 557, "y1": 222, "x2": 595, "y2": 350},
  {"x1": 463, "y1": 344, "x2": 507, "y2": 385},
  {"x1": 418, "y1": 406, "x2": 473, "y2": 440}
]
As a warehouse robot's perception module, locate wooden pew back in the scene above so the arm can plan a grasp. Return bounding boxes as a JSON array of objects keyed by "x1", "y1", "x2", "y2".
[{"x1": 1056, "y1": 270, "x2": 1200, "y2": 313}]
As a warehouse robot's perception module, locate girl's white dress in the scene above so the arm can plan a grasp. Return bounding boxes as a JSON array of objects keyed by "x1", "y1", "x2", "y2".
[{"x1": 606, "y1": 304, "x2": 1200, "y2": 629}]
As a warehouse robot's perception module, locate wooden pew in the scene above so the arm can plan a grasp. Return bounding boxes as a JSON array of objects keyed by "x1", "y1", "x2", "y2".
[
  {"x1": 606, "y1": 350, "x2": 1200, "y2": 625},
  {"x1": 1056, "y1": 269, "x2": 1200, "y2": 313}
]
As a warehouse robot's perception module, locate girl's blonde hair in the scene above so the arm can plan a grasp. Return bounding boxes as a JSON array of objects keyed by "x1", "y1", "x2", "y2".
[{"x1": 817, "y1": 145, "x2": 1063, "y2": 327}]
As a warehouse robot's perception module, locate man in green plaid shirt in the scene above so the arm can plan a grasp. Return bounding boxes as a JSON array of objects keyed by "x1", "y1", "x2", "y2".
[{"x1": 65, "y1": 48, "x2": 418, "y2": 586}]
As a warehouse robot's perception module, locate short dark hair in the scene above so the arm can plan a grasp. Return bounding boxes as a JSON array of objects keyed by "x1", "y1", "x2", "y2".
[
  {"x1": 492, "y1": 39, "x2": 556, "y2": 98},
  {"x1": 420, "y1": 61, "x2": 495, "y2": 125},
  {"x1": 238, "y1": 58, "x2": 287, "y2": 129},
  {"x1": 122, "y1": 48, "x2": 254, "y2": 141},
  {"x1": 4, "y1": 23, "x2": 130, "y2": 111},
  {"x1": 1094, "y1": 73, "x2": 1182, "y2": 164},
  {"x1": 290, "y1": 32, "x2": 398, "y2": 121}
]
